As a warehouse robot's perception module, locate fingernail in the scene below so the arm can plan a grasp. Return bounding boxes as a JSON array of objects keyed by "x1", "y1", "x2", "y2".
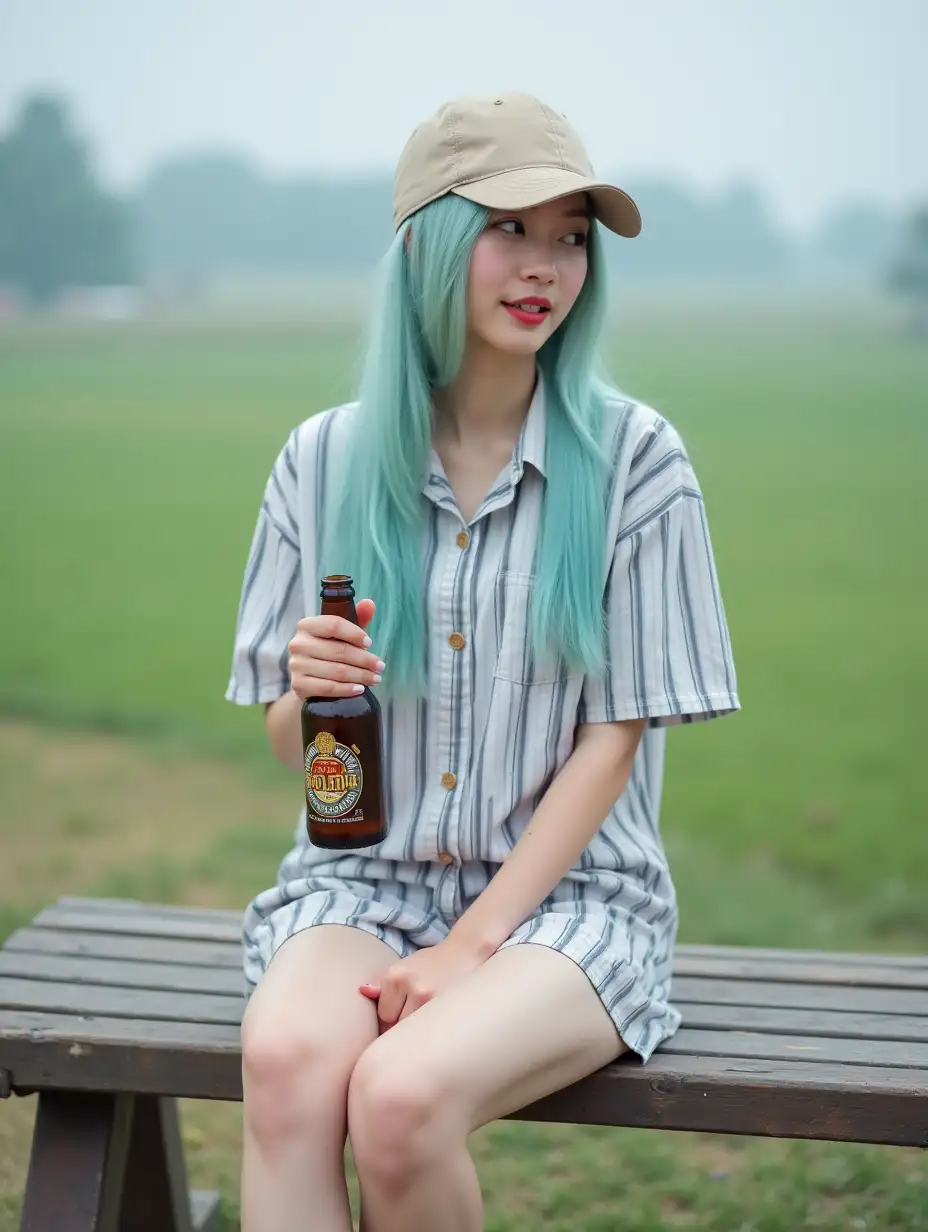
[
  {"x1": 372, "y1": 674, "x2": 382, "y2": 684},
  {"x1": 352, "y1": 684, "x2": 364, "y2": 694},
  {"x1": 375, "y1": 660, "x2": 386, "y2": 672},
  {"x1": 362, "y1": 635, "x2": 372, "y2": 647}
]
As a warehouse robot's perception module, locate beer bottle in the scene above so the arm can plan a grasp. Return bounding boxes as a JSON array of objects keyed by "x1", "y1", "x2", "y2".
[{"x1": 301, "y1": 575, "x2": 388, "y2": 849}]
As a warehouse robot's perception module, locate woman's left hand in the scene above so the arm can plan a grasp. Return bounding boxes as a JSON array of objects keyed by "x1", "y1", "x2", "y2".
[{"x1": 359, "y1": 937, "x2": 489, "y2": 1029}]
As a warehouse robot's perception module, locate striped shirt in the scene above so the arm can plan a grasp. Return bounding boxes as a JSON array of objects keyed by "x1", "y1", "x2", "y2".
[{"x1": 226, "y1": 377, "x2": 739, "y2": 878}]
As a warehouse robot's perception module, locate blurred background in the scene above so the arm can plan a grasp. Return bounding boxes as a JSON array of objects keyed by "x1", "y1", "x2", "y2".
[{"x1": 1, "y1": 2, "x2": 926, "y2": 1228}]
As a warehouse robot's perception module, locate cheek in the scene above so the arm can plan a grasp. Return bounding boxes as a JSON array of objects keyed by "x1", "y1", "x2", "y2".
[
  {"x1": 558, "y1": 252, "x2": 589, "y2": 311},
  {"x1": 467, "y1": 238, "x2": 508, "y2": 309}
]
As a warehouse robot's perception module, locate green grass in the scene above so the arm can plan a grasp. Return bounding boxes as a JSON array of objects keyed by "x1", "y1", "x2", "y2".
[{"x1": 1, "y1": 304, "x2": 927, "y2": 1229}]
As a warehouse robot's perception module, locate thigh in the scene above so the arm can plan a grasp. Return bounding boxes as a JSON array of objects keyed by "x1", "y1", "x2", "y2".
[
  {"x1": 244, "y1": 866, "x2": 446, "y2": 991},
  {"x1": 357, "y1": 942, "x2": 626, "y2": 1131},
  {"x1": 242, "y1": 923, "x2": 397, "y2": 1058}
]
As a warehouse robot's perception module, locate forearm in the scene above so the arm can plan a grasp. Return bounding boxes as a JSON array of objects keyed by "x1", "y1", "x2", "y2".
[
  {"x1": 449, "y1": 719, "x2": 646, "y2": 958},
  {"x1": 265, "y1": 690, "x2": 304, "y2": 773}
]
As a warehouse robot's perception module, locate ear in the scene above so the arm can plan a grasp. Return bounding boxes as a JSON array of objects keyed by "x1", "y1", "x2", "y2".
[{"x1": 403, "y1": 227, "x2": 413, "y2": 252}]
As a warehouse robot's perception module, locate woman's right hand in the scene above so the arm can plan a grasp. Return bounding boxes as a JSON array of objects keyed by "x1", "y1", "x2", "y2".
[{"x1": 287, "y1": 598, "x2": 383, "y2": 699}]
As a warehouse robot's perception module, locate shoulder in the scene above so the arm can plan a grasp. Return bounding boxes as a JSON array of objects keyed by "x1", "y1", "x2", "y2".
[
  {"x1": 600, "y1": 390, "x2": 692, "y2": 489},
  {"x1": 260, "y1": 401, "x2": 359, "y2": 497},
  {"x1": 288, "y1": 400, "x2": 359, "y2": 474},
  {"x1": 598, "y1": 391, "x2": 700, "y2": 535},
  {"x1": 260, "y1": 401, "x2": 358, "y2": 518},
  {"x1": 600, "y1": 390, "x2": 687, "y2": 471}
]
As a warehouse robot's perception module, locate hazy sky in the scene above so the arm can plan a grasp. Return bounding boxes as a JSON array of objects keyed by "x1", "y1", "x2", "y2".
[{"x1": 1, "y1": 0, "x2": 925, "y2": 235}]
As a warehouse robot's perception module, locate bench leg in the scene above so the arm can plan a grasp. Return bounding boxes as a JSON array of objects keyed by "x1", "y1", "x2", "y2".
[
  {"x1": 19, "y1": 1092, "x2": 222, "y2": 1232},
  {"x1": 119, "y1": 1095, "x2": 221, "y2": 1232},
  {"x1": 20, "y1": 1091, "x2": 133, "y2": 1232}
]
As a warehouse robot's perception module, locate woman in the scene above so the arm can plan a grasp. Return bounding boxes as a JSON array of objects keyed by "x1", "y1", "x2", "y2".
[{"x1": 227, "y1": 90, "x2": 739, "y2": 1232}]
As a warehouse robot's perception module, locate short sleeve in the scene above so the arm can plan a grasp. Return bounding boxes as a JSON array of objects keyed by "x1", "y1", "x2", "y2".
[
  {"x1": 579, "y1": 421, "x2": 740, "y2": 728},
  {"x1": 225, "y1": 429, "x2": 304, "y2": 706}
]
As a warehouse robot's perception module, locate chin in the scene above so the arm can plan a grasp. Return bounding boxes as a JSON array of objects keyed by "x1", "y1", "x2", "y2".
[{"x1": 483, "y1": 323, "x2": 552, "y2": 357}]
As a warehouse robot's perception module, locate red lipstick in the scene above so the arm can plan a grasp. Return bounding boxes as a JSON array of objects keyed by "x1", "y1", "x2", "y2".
[{"x1": 504, "y1": 296, "x2": 552, "y2": 326}]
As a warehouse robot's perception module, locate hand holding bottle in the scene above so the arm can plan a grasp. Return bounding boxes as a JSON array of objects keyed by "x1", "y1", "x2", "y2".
[{"x1": 288, "y1": 599, "x2": 383, "y2": 699}]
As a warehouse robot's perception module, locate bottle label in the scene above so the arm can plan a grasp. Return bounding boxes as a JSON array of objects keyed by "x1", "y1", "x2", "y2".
[{"x1": 305, "y1": 731, "x2": 364, "y2": 819}]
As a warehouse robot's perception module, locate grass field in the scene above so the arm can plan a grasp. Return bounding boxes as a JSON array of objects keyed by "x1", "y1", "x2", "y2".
[{"x1": 1, "y1": 297, "x2": 926, "y2": 1229}]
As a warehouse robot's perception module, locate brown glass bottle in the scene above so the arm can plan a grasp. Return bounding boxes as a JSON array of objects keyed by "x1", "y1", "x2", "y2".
[{"x1": 301, "y1": 575, "x2": 387, "y2": 849}]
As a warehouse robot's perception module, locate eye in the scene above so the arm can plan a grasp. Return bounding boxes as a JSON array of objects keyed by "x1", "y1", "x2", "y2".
[
  {"x1": 563, "y1": 230, "x2": 589, "y2": 247},
  {"x1": 494, "y1": 218, "x2": 525, "y2": 236}
]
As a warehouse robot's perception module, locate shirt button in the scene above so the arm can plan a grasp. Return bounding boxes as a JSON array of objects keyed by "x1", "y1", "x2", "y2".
[
  {"x1": 441, "y1": 772, "x2": 457, "y2": 790},
  {"x1": 456, "y1": 530, "x2": 470, "y2": 549},
  {"x1": 448, "y1": 632, "x2": 466, "y2": 651},
  {"x1": 438, "y1": 851, "x2": 454, "y2": 865}
]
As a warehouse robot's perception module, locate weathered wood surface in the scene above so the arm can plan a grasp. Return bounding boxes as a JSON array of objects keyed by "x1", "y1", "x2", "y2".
[{"x1": 1, "y1": 896, "x2": 927, "y2": 1147}]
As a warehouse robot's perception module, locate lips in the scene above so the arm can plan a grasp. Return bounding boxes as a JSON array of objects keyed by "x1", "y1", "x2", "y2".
[{"x1": 504, "y1": 296, "x2": 552, "y2": 326}]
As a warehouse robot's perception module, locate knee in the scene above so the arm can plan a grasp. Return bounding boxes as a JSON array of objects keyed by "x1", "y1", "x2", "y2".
[
  {"x1": 241, "y1": 1003, "x2": 354, "y2": 1143},
  {"x1": 348, "y1": 1048, "x2": 454, "y2": 1188}
]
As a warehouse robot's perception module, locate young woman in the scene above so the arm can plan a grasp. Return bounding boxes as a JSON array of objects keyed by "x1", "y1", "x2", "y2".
[{"x1": 227, "y1": 91, "x2": 739, "y2": 1232}]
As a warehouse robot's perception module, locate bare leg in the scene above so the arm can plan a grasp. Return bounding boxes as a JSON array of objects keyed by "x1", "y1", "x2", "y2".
[
  {"x1": 348, "y1": 944, "x2": 627, "y2": 1232},
  {"x1": 240, "y1": 923, "x2": 397, "y2": 1232}
]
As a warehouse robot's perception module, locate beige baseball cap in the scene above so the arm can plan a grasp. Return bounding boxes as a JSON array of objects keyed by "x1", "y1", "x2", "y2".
[{"x1": 393, "y1": 91, "x2": 641, "y2": 238}]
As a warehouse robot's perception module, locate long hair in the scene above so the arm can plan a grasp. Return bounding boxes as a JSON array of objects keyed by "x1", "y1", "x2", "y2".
[{"x1": 323, "y1": 193, "x2": 612, "y2": 698}]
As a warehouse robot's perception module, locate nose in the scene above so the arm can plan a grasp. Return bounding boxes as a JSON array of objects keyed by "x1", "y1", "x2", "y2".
[{"x1": 519, "y1": 241, "x2": 557, "y2": 286}]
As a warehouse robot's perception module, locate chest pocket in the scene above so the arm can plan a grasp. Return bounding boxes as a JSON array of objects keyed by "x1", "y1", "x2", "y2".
[{"x1": 493, "y1": 571, "x2": 582, "y2": 686}]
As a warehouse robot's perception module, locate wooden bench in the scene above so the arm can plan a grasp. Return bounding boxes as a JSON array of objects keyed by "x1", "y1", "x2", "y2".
[{"x1": 1, "y1": 897, "x2": 926, "y2": 1231}]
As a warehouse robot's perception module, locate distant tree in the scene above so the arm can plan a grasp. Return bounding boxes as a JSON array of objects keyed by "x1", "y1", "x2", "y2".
[
  {"x1": 605, "y1": 177, "x2": 791, "y2": 280},
  {"x1": 888, "y1": 206, "x2": 928, "y2": 336},
  {"x1": 0, "y1": 95, "x2": 133, "y2": 303},
  {"x1": 814, "y1": 202, "x2": 897, "y2": 276},
  {"x1": 135, "y1": 153, "x2": 393, "y2": 280}
]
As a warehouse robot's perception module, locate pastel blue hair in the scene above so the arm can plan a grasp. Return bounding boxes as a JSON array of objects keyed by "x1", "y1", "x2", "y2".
[{"x1": 323, "y1": 193, "x2": 612, "y2": 698}]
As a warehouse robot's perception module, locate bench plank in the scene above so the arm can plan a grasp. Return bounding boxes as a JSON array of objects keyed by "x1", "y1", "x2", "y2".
[
  {"x1": 9, "y1": 929, "x2": 928, "y2": 1014},
  {"x1": 672, "y1": 954, "x2": 928, "y2": 988},
  {"x1": 47, "y1": 900, "x2": 928, "y2": 969},
  {"x1": 2, "y1": 1008, "x2": 926, "y2": 1145},
  {"x1": 672, "y1": 976, "x2": 928, "y2": 1016},
  {"x1": 55, "y1": 898, "x2": 240, "y2": 924},
  {"x1": 5, "y1": 950, "x2": 928, "y2": 1015},
  {"x1": 0, "y1": 977, "x2": 244, "y2": 1026},
  {"x1": 25, "y1": 909, "x2": 928, "y2": 990},
  {"x1": 0, "y1": 953, "x2": 243, "y2": 995},
  {"x1": 32, "y1": 909, "x2": 241, "y2": 944},
  {"x1": 676, "y1": 1003, "x2": 928, "y2": 1043},
  {"x1": 676, "y1": 942, "x2": 928, "y2": 969},
  {"x1": 4, "y1": 957, "x2": 928, "y2": 1044},
  {"x1": 659, "y1": 1027, "x2": 928, "y2": 1069},
  {"x1": 23, "y1": 916, "x2": 928, "y2": 990},
  {"x1": 3, "y1": 950, "x2": 924, "y2": 1010},
  {"x1": 4, "y1": 928, "x2": 242, "y2": 969},
  {"x1": 4, "y1": 972, "x2": 928, "y2": 1070}
]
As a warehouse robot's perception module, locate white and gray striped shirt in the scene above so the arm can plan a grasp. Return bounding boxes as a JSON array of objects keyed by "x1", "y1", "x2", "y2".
[{"x1": 227, "y1": 378, "x2": 739, "y2": 881}]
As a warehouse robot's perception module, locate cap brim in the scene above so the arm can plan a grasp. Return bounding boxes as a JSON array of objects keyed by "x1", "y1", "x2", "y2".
[{"x1": 451, "y1": 166, "x2": 641, "y2": 238}]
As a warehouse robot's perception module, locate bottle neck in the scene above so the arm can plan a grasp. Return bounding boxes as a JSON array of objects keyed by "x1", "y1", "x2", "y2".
[{"x1": 321, "y1": 597, "x2": 359, "y2": 625}]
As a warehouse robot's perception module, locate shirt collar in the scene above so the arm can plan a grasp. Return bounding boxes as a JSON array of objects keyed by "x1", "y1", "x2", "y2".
[{"x1": 422, "y1": 369, "x2": 548, "y2": 505}]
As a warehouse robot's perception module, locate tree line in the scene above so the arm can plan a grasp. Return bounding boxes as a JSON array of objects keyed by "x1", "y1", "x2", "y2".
[{"x1": 1, "y1": 94, "x2": 925, "y2": 320}]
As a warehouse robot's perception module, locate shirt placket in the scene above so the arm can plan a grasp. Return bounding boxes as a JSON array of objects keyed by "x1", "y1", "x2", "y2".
[
  {"x1": 422, "y1": 455, "x2": 519, "y2": 892},
  {"x1": 432, "y1": 512, "x2": 473, "y2": 916}
]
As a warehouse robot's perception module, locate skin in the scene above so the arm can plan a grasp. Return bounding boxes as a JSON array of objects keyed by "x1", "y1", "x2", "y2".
[
  {"x1": 245, "y1": 193, "x2": 643, "y2": 1232},
  {"x1": 432, "y1": 194, "x2": 591, "y2": 521}
]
